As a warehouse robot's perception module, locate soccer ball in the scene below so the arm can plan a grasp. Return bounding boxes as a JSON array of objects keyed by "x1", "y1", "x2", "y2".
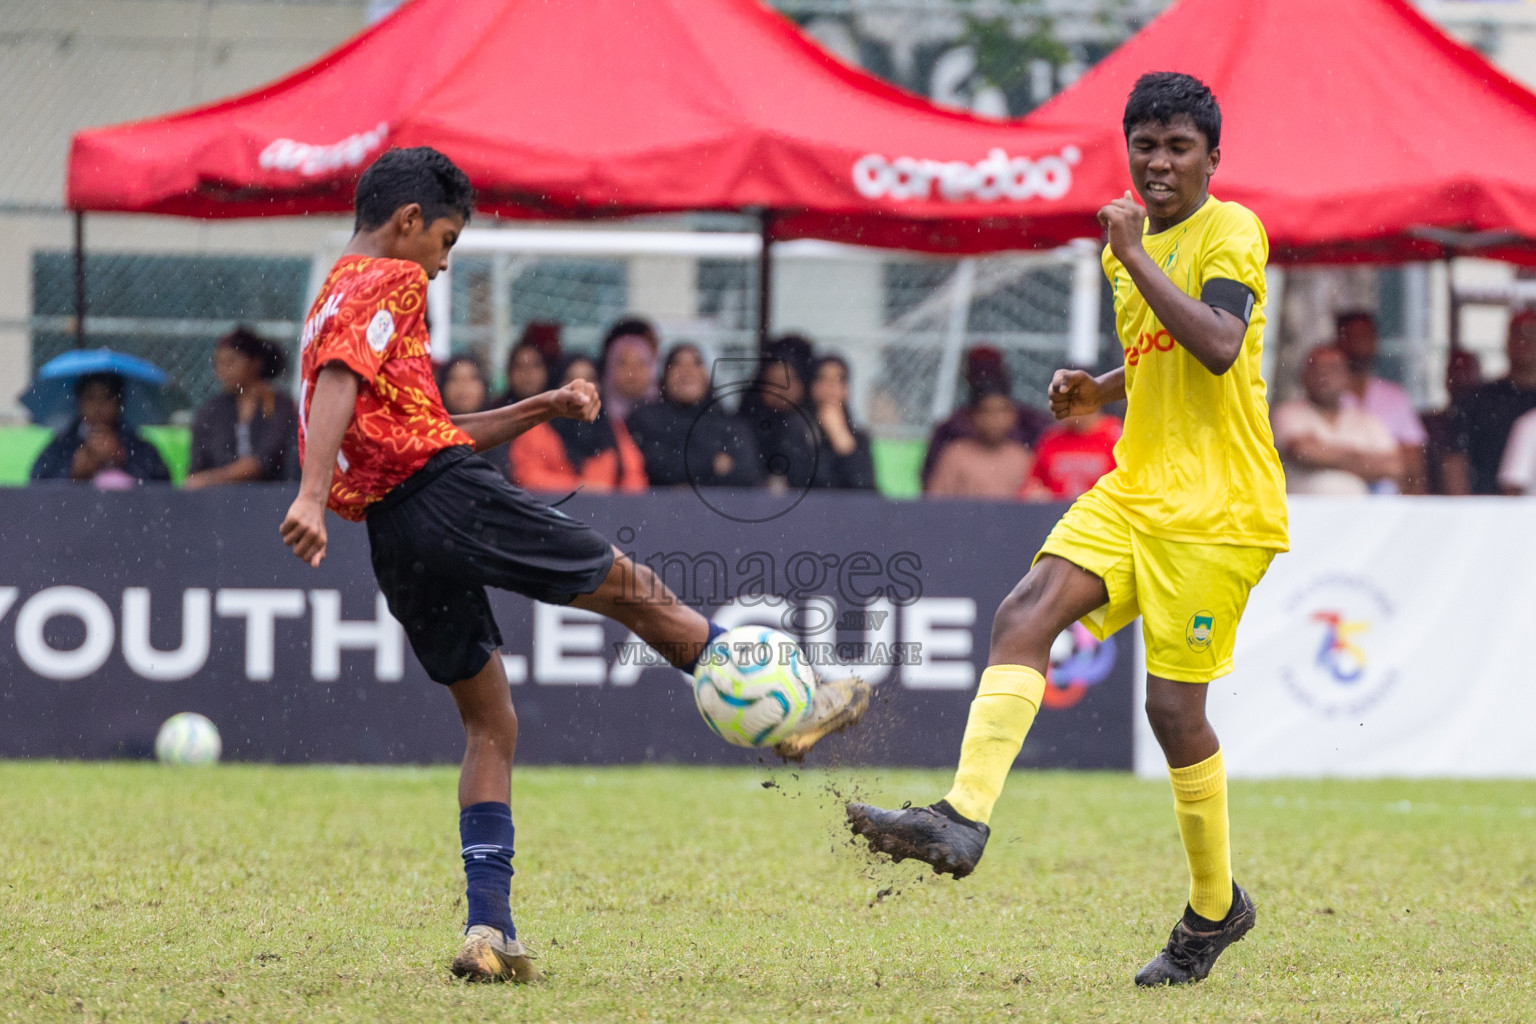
[
  {"x1": 154, "y1": 712, "x2": 222, "y2": 766},
  {"x1": 693, "y1": 626, "x2": 816, "y2": 748}
]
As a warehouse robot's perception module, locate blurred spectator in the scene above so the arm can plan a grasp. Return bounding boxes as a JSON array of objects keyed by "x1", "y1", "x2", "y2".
[
  {"x1": 739, "y1": 339, "x2": 817, "y2": 491},
  {"x1": 599, "y1": 314, "x2": 660, "y2": 405},
  {"x1": 627, "y1": 343, "x2": 761, "y2": 488},
  {"x1": 1271, "y1": 346, "x2": 1402, "y2": 495},
  {"x1": 769, "y1": 333, "x2": 815, "y2": 387},
  {"x1": 495, "y1": 323, "x2": 560, "y2": 407},
  {"x1": 508, "y1": 354, "x2": 646, "y2": 493},
  {"x1": 1498, "y1": 407, "x2": 1536, "y2": 495},
  {"x1": 30, "y1": 372, "x2": 170, "y2": 485},
  {"x1": 436, "y1": 354, "x2": 490, "y2": 416},
  {"x1": 1023, "y1": 412, "x2": 1122, "y2": 500},
  {"x1": 921, "y1": 345, "x2": 1048, "y2": 489},
  {"x1": 1447, "y1": 310, "x2": 1536, "y2": 495},
  {"x1": 1335, "y1": 312, "x2": 1428, "y2": 492},
  {"x1": 808, "y1": 355, "x2": 876, "y2": 491},
  {"x1": 602, "y1": 316, "x2": 659, "y2": 355},
  {"x1": 1421, "y1": 347, "x2": 1482, "y2": 495},
  {"x1": 926, "y1": 383, "x2": 1034, "y2": 498},
  {"x1": 602, "y1": 331, "x2": 659, "y2": 424},
  {"x1": 185, "y1": 327, "x2": 299, "y2": 489}
]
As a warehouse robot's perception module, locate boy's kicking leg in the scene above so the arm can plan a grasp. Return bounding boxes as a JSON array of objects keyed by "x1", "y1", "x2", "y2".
[
  {"x1": 846, "y1": 555, "x2": 1106, "y2": 876},
  {"x1": 571, "y1": 548, "x2": 871, "y2": 758},
  {"x1": 1133, "y1": 675, "x2": 1253, "y2": 987},
  {"x1": 447, "y1": 654, "x2": 540, "y2": 983},
  {"x1": 388, "y1": 461, "x2": 870, "y2": 982}
]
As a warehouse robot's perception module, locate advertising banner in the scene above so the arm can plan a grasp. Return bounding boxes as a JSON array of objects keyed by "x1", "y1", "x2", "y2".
[
  {"x1": 1134, "y1": 497, "x2": 1536, "y2": 778},
  {"x1": 0, "y1": 485, "x2": 1134, "y2": 768}
]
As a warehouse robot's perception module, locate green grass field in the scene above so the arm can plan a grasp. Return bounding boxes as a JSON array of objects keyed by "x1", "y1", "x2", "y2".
[{"x1": 4, "y1": 762, "x2": 1536, "y2": 1023}]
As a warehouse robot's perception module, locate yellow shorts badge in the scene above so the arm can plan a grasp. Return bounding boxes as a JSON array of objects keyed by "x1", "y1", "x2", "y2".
[{"x1": 1186, "y1": 611, "x2": 1215, "y2": 652}]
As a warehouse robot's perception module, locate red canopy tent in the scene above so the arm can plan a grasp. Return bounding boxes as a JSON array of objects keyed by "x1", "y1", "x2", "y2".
[
  {"x1": 66, "y1": 0, "x2": 1112, "y2": 255},
  {"x1": 63, "y1": 0, "x2": 1536, "y2": 344},
  {"x1": 1021, "y1": 0, "x2": 1536, "y2": 265}
]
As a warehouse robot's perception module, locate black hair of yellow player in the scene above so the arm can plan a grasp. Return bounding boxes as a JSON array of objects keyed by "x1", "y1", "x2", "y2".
[
  {"x1": 1120, "y1": 72, "x2": 1221, "y2": 232},
  {"x1": 1122, "y1": 71, "x2": 1221, "y2": 150}
]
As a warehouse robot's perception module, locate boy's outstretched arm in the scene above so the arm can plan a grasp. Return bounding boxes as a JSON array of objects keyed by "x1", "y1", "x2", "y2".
[
  {"x1": 450, "y1": 379, "x2": 601, "y2": 453},
  {"x1": 281, "y1": 363, "x2": 358, "y2": 568},
  {"x1": 1100, "y1": 192, "x2": 1246, "y2": 376}
]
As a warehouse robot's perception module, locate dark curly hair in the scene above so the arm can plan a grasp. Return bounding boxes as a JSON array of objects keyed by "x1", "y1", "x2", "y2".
[
  {"x1": 219, "y1": 325, "x2": 288, "y2": 380},
  {"x1": 1123, "y1": 71, "x2": 1221, "y2": 150},
  {"x1": 354, "y1": 147, "x2": 475, "y2": 232}
]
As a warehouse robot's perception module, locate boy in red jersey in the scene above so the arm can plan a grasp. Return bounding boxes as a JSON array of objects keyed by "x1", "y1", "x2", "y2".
[
  {"x1": 281, "y1": 148, "x2": 867, "y2": 983},
  {"x1": 1023, "y1": 411, "x2": 1123, "y2": 500}
]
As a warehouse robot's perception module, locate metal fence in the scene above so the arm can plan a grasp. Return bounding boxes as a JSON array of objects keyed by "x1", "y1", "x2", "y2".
[{"x1": 30, "y1": 250, "x2": 311, "y2": 411}]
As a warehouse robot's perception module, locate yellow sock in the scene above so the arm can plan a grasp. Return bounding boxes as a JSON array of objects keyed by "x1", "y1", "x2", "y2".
[
  {"x1": 1169, "y1": 749, "x2": 1233, "y2": 921},
  {"x1": 941, "y1": 665, "x2": 1045, "y2": 824}
]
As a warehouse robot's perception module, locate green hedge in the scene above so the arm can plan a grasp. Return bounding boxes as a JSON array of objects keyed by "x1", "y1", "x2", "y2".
[
  {"x1": 869, "y1": 436, "x2": 925, "y2": 499},
  {"x1": 1, "y1": 424, "x2": 919, "y2": 497}
]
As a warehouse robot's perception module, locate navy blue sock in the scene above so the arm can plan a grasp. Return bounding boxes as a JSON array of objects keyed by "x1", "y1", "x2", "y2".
[
  {"x1": 460, "y1": 801, "x2": 516, "y2": 938},
  {"x1": 683, "y1": 621, "x2": 729, "y2": 674}
]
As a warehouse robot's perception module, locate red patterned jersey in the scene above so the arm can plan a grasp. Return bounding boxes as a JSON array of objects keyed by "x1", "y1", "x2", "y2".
[{"x1": 298, "y1": 255, "x2": 473, "y2": 521}]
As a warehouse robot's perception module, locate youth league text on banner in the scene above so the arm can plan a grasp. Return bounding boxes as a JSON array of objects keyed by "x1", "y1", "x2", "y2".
[
  {"x1": 1134, "y1": 497, "x2": 1536, "y2": 779},
  {"x1": 0, "y1": 488, "x2": 1133, "y2": 768}
]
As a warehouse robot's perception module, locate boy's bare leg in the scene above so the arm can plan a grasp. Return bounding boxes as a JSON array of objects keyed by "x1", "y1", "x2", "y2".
[
  {"x1": 570, "y1": 548, "x2": 710, "y2": 670},
  {"x1": 449, "y1": 655, "x2": 519, "y2": 809},
  {"x1": 846, "y1": 555, "x2": 1105, "y2": 875}
]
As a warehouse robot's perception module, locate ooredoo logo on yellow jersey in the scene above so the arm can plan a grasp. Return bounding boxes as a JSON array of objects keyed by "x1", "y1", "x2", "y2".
[{"x1": 1124, "y1": 328, "x2": 1176, "y2": 366}]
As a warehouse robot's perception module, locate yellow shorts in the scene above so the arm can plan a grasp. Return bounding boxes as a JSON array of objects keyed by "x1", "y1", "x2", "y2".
[{"x1": 1033, "y1": 489, "x2": 1275, "y2": 683}]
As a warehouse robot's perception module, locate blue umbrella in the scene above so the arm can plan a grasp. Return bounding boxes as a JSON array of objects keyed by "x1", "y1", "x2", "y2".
[{"x1": 20, "y1": 348, "x2": 171, "y2": 429}]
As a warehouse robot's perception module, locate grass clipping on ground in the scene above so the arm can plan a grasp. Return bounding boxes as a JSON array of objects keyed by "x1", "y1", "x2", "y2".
[{"x1": 3, "y1": 762, "x2": 1536, "y2": 1023}]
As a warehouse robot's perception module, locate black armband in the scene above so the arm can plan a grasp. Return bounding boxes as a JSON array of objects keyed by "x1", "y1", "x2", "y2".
[{"x1": 1201, "y1": 278, "x2": 1256, "y2": 324}]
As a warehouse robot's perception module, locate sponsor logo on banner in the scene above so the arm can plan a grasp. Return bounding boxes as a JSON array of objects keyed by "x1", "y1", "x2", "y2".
[
  {"x1": 1279, "y1": 575, "x2": 1397, "y2": 715},
  {"x1": 1041, "y1": 622, "x2": 1117, "y2": 709},
  {"x1": 258, "y1": 122, "x2": 390, "y2": 178},
  {"x1": 851, "y1": 146, "x2": 1080, "y2": 203}
]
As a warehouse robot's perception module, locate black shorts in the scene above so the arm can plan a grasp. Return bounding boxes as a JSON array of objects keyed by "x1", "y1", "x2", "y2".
[{"x1": 365, "y1": 446, "x2": 615, "y2": 684}]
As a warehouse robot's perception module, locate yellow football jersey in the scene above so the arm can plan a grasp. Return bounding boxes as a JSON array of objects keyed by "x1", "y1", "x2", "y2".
[{"x1": 1096, "y1": 195, "x2": 1289, "y2": 551}]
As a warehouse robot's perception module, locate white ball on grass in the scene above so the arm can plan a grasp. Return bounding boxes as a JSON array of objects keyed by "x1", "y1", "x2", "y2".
[{"x1": 154, "y1": 712, "x2": 222, "y2": 766}]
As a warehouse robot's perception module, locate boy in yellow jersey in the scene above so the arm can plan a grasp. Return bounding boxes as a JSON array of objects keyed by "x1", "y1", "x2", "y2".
[{"x1": 848, "y1": 72, "x2": 1287, "y2": 987}]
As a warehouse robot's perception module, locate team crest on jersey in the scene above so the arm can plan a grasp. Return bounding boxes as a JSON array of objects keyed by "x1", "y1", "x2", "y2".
[
  {"x1": 1186, "y1": 610, "x2": 1214, "y2": 652},
  {"x1": 366, "y1": 309, "x2": 395, "y2": 352}
]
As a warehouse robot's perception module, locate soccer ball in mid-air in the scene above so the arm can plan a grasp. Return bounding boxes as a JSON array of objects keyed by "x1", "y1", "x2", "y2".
[
  {"x1": 154, "y1": 712, "x2": 222, "y2": 766},
  {"x1": 693, "y1": 626, "x2": 816, "y2": 747}
]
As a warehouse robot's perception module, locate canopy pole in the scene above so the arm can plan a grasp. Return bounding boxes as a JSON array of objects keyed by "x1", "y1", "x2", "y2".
[
  {"x1": 73, "y1": 212, "x2": 86, "y2": 349},
  {"x1": 1066, "y1": 238, "x2": 1103, "y2": 367},
  {"x1": 757, "y1": 211, "x2": 774, "y2": 352},
  {"x1": 1446, "y1": 257, "x2": 1462, "y2": 352},
  {"x1": 930, "y1": 259, "x2": 977, "y2": 424}
]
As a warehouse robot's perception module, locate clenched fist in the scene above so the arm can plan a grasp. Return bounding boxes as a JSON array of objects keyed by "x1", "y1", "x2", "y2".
[
  {"x1": 280, "y1": 494, "x2": 328, "y2": 568},
  {"x1": 1098, "y1": 190, "x2": 1147, "y2": 265},
  {"x1": 1048, "y1": 369, "x2": 1105, "y2": 421},
  {"x1": 551, "y1": 379, "x2": 601, "y2": 423}
]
